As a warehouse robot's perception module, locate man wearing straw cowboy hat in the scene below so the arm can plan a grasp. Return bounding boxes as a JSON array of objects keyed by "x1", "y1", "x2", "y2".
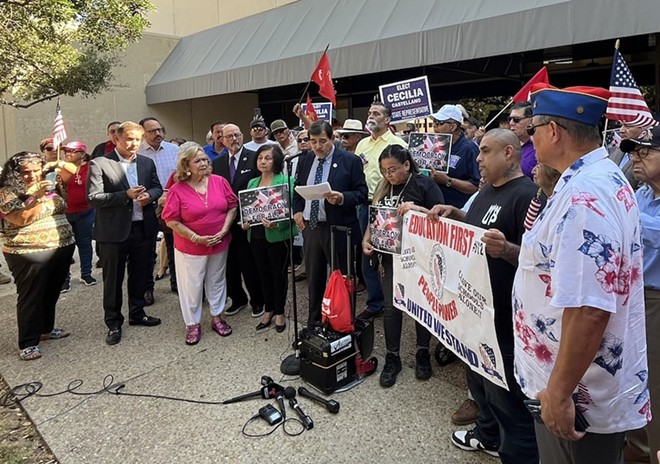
[{"x1": 335, "y1": 119, "x2": 368, "y2": 154}]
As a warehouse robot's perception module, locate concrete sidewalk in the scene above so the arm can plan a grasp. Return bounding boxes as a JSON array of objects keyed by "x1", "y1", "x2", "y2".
[{"x1": 0, "y1": 257, "x2": 496, "y2": 464}]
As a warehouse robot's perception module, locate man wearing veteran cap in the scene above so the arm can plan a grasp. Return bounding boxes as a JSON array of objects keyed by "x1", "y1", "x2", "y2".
[
  {"x1": 513, "y1": 84, "x2": 649, "y2": 463},
  {"x1": 618, "y1": 126, "x2": 660, "y2": 464}
]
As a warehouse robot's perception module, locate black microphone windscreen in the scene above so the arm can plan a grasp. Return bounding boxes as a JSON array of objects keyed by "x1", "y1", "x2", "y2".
[{"x1": 284, "y1": 386, "x2": 297, "y2": 399}]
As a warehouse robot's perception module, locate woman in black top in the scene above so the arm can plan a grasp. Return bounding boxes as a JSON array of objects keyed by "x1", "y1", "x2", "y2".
[{"x1": 362, "y1": 145, "x2": 444, "y2": 388}]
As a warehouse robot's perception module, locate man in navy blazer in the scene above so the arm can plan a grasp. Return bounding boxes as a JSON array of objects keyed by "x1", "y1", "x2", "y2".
[
  {"x1": 87, "y1": 121, "x2": 163, "y2": 345},
  {"x1": 293, "y1": 120, "x2": 368, "y2": 325},
  {"x1": 211, "y1": 123, "x2": 264, "y2": 317}
]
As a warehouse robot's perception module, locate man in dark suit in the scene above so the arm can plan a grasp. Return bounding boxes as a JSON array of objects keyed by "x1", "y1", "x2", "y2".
[
  {"x1": 293, "y1": 120, "x2": 368, "y2": 325},
  {"x1": 87, "y1": 121, "x2": 163, "y2": 345},
  {"x1": 211, "y1": 123, "x2": 264, "y2": 317}
]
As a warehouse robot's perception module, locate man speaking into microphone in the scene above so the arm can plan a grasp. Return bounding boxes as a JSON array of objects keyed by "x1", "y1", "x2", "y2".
[{"x1": 293, "y1": 120, "x2": 367, "y2": 325}]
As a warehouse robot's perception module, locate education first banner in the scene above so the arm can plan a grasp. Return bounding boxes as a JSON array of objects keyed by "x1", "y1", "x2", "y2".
[{"x1": 392, "y1": 211, "x2": 508, "y2": 390}]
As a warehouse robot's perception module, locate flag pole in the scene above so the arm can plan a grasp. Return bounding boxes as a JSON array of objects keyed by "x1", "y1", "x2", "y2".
[
  {"x1": 298, "y1": 44, "x2": 330, "y2": 105},
  {"x1": 602, "y1": 39, "x2": 620, "y2": 146},
  {"x1": 483, "y1": 99, "x2": 514, "y2": 129}
]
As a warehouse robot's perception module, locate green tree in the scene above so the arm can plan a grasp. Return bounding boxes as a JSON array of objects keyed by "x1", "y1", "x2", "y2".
[{"x1": 0, "y1": 0, "x2": 155, "y2": 108}]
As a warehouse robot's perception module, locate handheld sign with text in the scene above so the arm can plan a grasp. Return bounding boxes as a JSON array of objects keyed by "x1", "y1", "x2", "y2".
[
  {"x1": 300, "y1": 102, "x2": 333, "y2": 124},
  {"x1": 369, "y1": 206, "x2": 402, "y2": 255},
  {"x1": 238, "y1": 184, "x2": 289, "y2": 227},
  {"x1": 392, "y1": 211, "x2": 508, "y2": 390},
  {"x1": 408, "y1": 132, "x2": 452, "y2": 172},
  {"x1": 378, "y1": 76, "x2": 432, "y2": 124}
]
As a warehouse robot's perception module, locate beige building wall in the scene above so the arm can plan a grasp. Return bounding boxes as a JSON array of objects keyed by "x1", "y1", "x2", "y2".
[
  {"x1": 0, "y1": 0, "x2": 296, "y2": 160},
  {"x1": 149, "y1": 0, "x2": 298, "y2": 37}
]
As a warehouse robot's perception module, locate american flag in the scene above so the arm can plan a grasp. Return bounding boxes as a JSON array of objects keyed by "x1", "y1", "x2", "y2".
[
  {"x1": 52, "y1": 100, "x2": 67, "y2": 148},
  {"x1": 238, "y1": 185, "x2": 289, "y2": 226},
  {"x1": 606, "y1": 50, "x2": 658, "y2": 128}
]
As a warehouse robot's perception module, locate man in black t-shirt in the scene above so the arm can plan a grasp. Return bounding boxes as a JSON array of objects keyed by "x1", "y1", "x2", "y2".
[{"x1": 429, "y1": 129, "x2": 538, "y2": 464}]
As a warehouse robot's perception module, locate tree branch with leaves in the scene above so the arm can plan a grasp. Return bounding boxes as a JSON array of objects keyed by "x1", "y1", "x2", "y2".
[{"x1": 0, "y1": 0, "x2": 155, "y2": 108}]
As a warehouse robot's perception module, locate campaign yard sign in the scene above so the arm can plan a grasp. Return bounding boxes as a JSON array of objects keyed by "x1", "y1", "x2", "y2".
[
  {"x1": 393, "y1": 211, "x2": 508, "y2": 390},
  {"x1": 300, "y1": 102, "x2": 333, "y2": 124},
  {"x1": 379, "y1": 76, "x2": 432, "y2": 124},
  {"x1": 238, "y1": 184, "x2": 289, "y2": 227},
  {"x1": 408, "y1": 132, "x2": 452, "y2": 172},
  {"x1": 369, "y1": 206, "x2": 402, "y2": 255}
]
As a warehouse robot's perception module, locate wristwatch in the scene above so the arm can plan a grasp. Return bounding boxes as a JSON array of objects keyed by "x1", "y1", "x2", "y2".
[{"x1": 445, "y1": 177, "x2": 453, "y2": 188}]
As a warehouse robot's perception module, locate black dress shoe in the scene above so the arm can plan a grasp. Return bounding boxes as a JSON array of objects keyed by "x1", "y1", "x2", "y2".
[
  {"x1": 144, "y1": 291, "x2": 155, "y2": 306},
  {"x1": 106, "y1": 328, "x2": 122, "y2": 345},
  {"x1": 171, "y1": 283, "x2": 178, "y2": 294},
  {"x1": 256, "y1": 312, "x2": 274, "y2": 331},
  {"x1": 275, "y1": 323, "x2": 286, "y2": 333},
  {"x1": 129, "y1": 315, "x2": 162, "y2": 327}
]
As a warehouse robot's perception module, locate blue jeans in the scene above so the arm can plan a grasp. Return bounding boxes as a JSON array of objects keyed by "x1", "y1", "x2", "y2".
[
  {"x1": 66, "y1": 208, "x2": 95, "y2": 277},
  {"x1": 358, "y1": 203, "x2": 383, "y2": 313}
]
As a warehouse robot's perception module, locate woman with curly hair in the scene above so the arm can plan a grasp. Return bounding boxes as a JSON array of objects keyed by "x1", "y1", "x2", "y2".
[{"x1": 0, "y1": 151, "x2": 77, "y2": 360}]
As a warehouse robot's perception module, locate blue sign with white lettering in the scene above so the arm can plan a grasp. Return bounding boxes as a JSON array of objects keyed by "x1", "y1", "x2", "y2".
[{"x1": 379, "y1": 76, "x2": 432, "y2": 124}]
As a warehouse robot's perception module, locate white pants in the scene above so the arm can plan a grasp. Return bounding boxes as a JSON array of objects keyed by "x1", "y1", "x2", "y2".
[{"x1": 174, "y1": 249, "x2": 228, "y2": 326}]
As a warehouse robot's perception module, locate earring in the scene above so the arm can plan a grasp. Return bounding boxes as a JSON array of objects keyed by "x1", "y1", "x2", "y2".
[{"x1": 186, "y1": 171, "x2": 191, "y2": 176}]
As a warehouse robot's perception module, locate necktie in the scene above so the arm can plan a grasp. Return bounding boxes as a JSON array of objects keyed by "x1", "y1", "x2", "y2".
[
  {"x1": 309, "y1": 158, "x2": 326, "y2": 229},
  {"x1": 229, "y1": 155, "x2": 236, "y2": 182}
]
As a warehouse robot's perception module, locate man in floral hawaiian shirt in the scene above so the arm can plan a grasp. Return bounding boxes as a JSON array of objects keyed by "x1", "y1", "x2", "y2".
[{"x1": 513, "y1": 84, "x2": 649, "y2": 464}]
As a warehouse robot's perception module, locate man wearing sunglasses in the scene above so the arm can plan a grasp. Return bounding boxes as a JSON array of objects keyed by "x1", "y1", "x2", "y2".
[
  {"x1": 335, "y1": 119, "x2": 368, "y2": 153},
  {"x1": 244, "y1": 119, "x2": 277, "y2": 152},
  {"x1": 514, "y1": 84, "x2": 648, "y2": 464},
  {"x1": 618, "y1": 126, "x2": 660, "y2": 464},
  {"x1": 508, "y1": 102, "x2": 537, "y2": 179}
]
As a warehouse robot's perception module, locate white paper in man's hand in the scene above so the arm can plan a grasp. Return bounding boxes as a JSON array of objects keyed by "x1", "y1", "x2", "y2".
[{"x1": 295, "y1": 182, "x2": 331, "y2": 201}]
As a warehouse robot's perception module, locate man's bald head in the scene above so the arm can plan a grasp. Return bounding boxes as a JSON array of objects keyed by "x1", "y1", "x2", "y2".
[{"x1": 477, "y1": 129, "x2": 523, "y2": 186}]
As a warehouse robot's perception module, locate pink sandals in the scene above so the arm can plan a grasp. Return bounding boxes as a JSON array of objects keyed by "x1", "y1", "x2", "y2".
[
  {"x1": 211, "y1": 319, "x2": 232, "y2": 337},
  {"x1": 185, "y1": 324, "x2": 201, "y2": 345}
]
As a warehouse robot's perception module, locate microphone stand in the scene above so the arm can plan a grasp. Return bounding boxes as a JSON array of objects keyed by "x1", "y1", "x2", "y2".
[{"x1": 281, "y1": 152, "x2": 303, "y2": 375}]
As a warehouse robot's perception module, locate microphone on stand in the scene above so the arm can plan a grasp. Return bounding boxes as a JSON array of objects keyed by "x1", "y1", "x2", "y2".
[
  {"x1": 297, "y1": 386, "x2": 340, "y2": 414},
  {"x1": 222, "y1": 383, "x2": 284, "y2": 405},
  {"x1": 284, "y1": 151, "x2": 305, "y2": 163},
  {"x1": 285, "y1": 386, "x2": 313, "y2": 430}
]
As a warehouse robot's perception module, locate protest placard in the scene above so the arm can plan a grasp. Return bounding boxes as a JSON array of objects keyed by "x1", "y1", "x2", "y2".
[
  {"x1": 393, "y1": 211, "x2": 508, "y2": 389},
  {"x1": 379, "y1": 76, "x2": 432, "y2": 124},
  {"x1": 300, "y1": 102, "x2": 333, "y2": 124},
  {"x1": 408, "y1": 132, "x2": 452, "y2": 172},
  {"x1": 369, "y1": 206, "x2": 402, "y2": 255},
  {"x1": 238, "y1": 184, "x2": 290, "y2": 227}
]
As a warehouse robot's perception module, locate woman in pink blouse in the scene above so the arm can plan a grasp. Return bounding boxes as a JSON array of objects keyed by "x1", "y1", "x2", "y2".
[{"x1": 162, "y1": 144, "x2": 238, "y2": 345}]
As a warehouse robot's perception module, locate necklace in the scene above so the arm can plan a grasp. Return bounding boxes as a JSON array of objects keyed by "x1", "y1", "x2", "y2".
[
  {"x1": 190, "y1": 179, "x2": 209, "y2": 208},
  {"x1": 389, "y1": 173, "x2": 413, "y2": 208}
]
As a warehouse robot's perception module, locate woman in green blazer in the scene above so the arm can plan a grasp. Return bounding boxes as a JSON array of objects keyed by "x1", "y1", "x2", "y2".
[{"x1": 242, "y1": 145, "x2": 297, "y2": 332}]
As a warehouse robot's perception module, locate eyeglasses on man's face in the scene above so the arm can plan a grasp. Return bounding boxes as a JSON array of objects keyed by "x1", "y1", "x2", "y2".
[
  {"x1": 223, "y1": 133, "x2": 243, "y2": 139},
  {"x1": 526, "y1": 120, "x2": 566, "y2": 136},
  {"x1": 631, "y1": 147, "x2": 660, "y2": 159},
  {"x1": 297, "y1": 137, "x2": 309, "y2": 143},
  {"x1": 146, "y1": 127, "x2": 165, "y2": 134},
  {"x1": 509, "y1": 116, "x2": 528, "y2": 124}
]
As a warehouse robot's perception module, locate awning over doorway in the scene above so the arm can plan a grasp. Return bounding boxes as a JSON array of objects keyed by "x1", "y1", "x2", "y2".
[{"x1": 146, "y1": 0, "x2": 660, "y2": 104}]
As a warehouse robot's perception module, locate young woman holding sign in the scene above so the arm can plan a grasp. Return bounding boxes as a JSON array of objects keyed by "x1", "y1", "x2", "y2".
[
  {"x1": 362, "y1": 144, "x2": 444, "y2": 387},
  {"x1": 242, "y1": 145, "x2": 297, "y2": 332}
]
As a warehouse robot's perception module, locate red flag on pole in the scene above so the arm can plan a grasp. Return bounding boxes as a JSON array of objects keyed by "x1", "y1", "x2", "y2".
[
  {"x1": 512, "y1": 67, "x2": 549, "y2": 103},
  {"x1": 311, "y1": 51, "x2": 336, "y2": 105},
  {"x1": 305, "y1": 94, "x2": 318, "y2": 122},
  {"x1": 53, "y1": 99, "x2": 67, "y2": 148}
]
